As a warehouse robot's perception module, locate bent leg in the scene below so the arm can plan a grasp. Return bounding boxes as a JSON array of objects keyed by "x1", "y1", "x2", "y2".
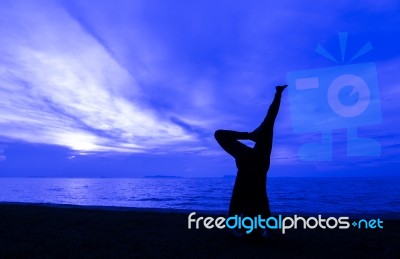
[{"x1": 214, "y1": 130, "x2": 251, "y2": 159}]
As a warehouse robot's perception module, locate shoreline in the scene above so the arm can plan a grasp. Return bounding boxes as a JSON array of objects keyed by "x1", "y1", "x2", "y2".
[
  {"x1": 1, "y1": 201, "x2": 399, "y2": 219},
  {"x1": 0, "y1": 203, "x2": 399, "y2": 257}
]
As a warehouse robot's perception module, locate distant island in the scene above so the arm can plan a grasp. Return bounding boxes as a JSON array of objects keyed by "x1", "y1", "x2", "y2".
[{"x1": 144, "y1": 175, "x2": 183, "y2": 179}]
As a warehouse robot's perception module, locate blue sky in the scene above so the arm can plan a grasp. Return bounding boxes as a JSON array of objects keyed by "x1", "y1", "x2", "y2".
[{"x1": 0, "y1": 0, "x2": 399, "y2": 177}]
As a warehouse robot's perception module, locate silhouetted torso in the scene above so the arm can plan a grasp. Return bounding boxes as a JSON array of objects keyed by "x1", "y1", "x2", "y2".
[{"x1": 229, "y1": 150, "x2": 271, "y2": 218}]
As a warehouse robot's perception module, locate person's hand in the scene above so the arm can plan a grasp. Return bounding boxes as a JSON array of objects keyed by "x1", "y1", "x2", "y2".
[{"x1": 276, "y1": 85, "x2": 288, "y2": 93}]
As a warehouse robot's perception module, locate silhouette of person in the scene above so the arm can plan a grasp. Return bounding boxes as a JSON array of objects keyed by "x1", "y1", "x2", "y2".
[{"x1": 214, "y1": 85, "x2": 287, "y2": 237}]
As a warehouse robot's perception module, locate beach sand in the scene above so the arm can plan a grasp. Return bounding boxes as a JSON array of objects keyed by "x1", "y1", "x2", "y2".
[{"x1": 0, "y1": 203, "x2": 399, "y2": 258}]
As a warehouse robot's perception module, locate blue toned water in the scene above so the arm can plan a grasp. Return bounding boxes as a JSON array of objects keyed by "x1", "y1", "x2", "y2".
[{"x1": 0, "y1": 177, "x2": 399, "y2": 214}]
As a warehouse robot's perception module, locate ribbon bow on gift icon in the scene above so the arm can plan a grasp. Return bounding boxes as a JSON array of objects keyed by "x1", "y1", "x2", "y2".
[{"x1": 315, "y1": 32, "x2": 373, "y2": 64}]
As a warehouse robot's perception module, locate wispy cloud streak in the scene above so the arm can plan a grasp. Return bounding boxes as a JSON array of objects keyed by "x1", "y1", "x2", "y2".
[{"x1": 0, "y1": 1, "x2": 197, "y2": 153}]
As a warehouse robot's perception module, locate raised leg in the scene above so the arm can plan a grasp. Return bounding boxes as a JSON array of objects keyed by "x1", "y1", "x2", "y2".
[{"x1": 252, "y1": 86, "x2": 286, "y2": 157}]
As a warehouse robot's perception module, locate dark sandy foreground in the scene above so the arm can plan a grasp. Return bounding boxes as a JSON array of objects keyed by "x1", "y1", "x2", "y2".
[{"x1": 0, "y1": 203, "x2": 399, "y2": 258}]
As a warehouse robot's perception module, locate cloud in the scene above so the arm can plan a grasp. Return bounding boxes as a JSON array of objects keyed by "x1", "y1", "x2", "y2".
[
  {"x1": 0, "y1": 0, "x2": 198, "y2": 153},
  {"x1": 1, "y1": 0, "x2": 399, "y2": 174}
]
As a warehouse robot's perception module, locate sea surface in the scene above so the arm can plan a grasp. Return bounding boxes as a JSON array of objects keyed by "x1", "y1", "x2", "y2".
[{"x1": 0, "y1": 177, "x2": 399, "y2": 215}]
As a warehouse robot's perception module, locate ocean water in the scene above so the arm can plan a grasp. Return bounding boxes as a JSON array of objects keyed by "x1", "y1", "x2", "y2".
[{"x1": 0, "y1": 177, "x2": 399, "y2": 214}]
